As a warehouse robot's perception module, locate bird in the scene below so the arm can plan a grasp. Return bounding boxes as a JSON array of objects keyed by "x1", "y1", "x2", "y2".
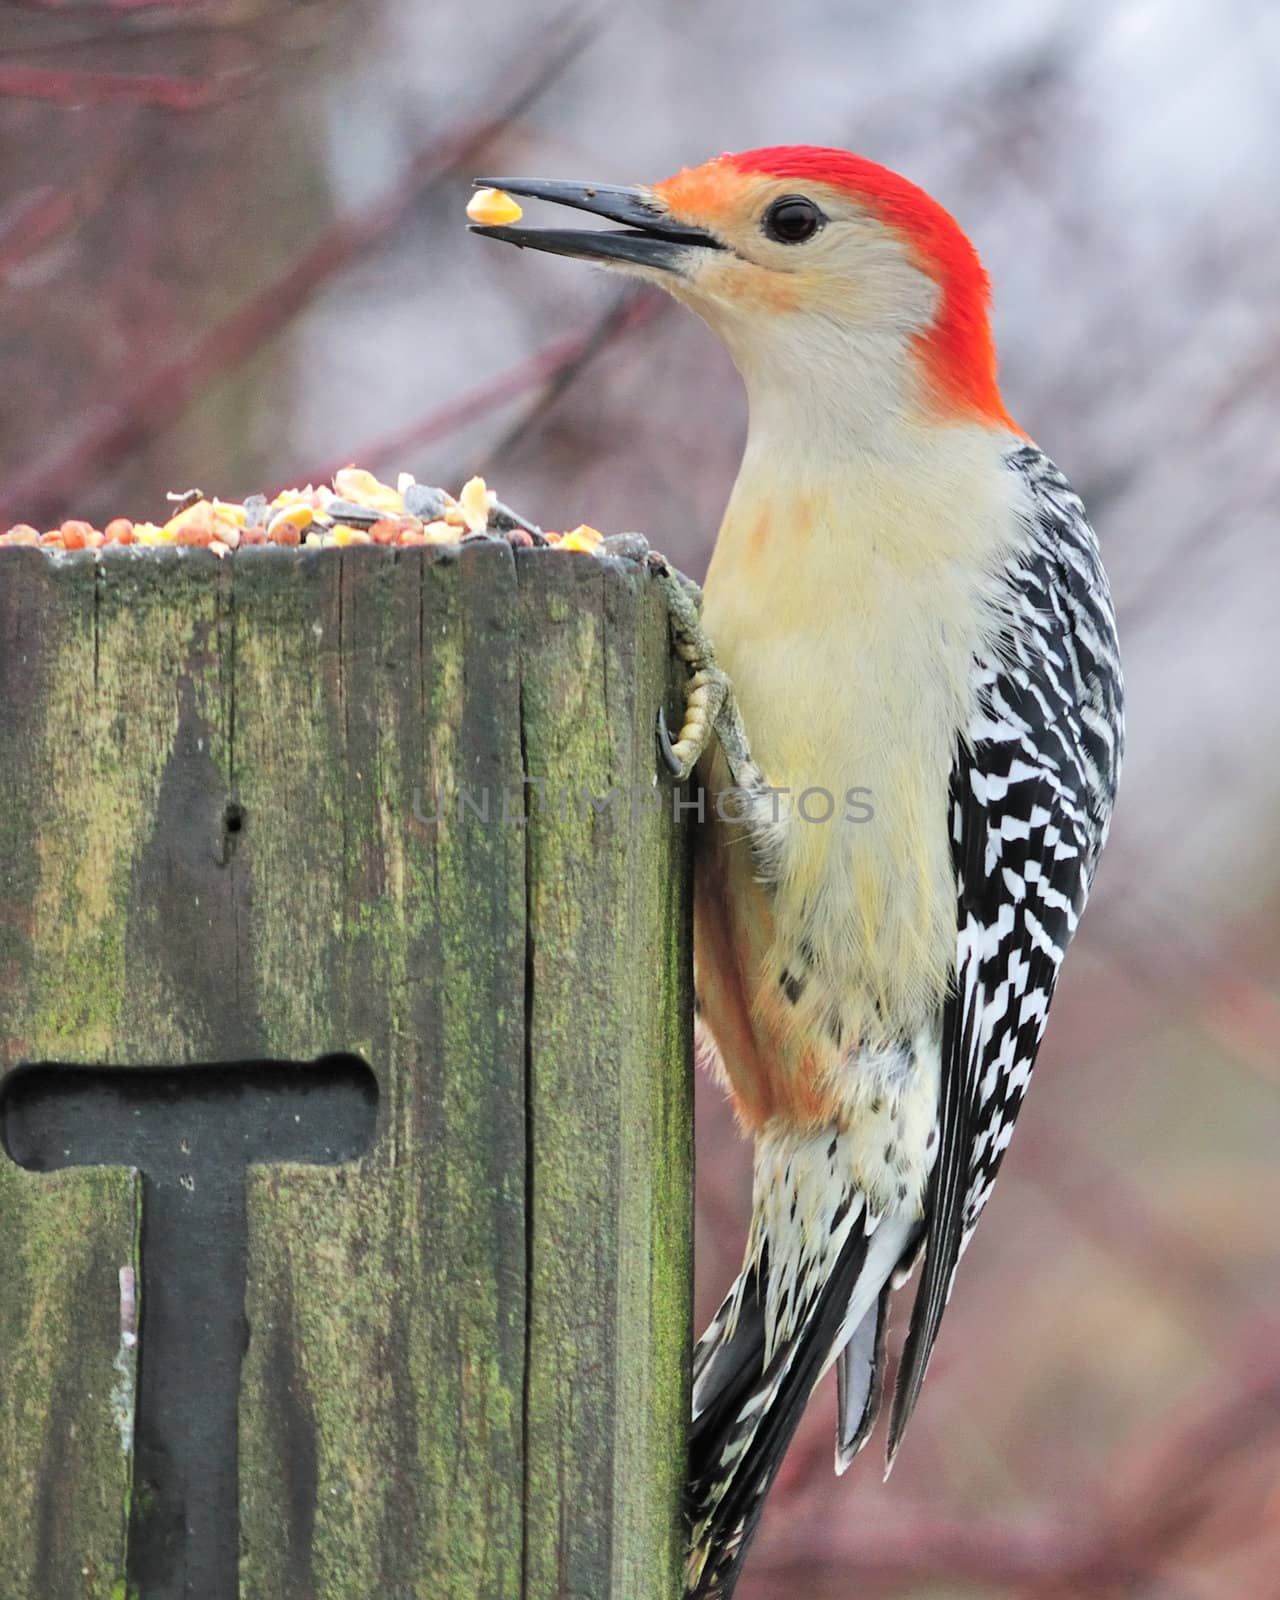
[{"x1": 471, "y1": 146, "x2": 1124, "y2": 1599}]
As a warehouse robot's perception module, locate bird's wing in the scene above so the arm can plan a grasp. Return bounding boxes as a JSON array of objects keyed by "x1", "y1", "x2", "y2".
[{"x1": 887, "y1": 444, "x2": 1124, "y2": 1460}]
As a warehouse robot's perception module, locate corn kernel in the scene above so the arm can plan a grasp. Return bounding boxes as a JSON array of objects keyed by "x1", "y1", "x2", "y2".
[
  {"x1": 163, "y1": 501, "x2": 215, "y2": 544},
  {"x1": 333, "y1": 466, "x2": 402, "y2": 513},
  {"x1": 458, "y1": 475, "x2": 493, "y2": 534},
  {"x1": 270, "y1": 504, "x2": 314, "y2": 534},
  {"x1": 466, "y1": 187, "x2": 524, "y2": 227},
  {"x1": 560, "y1": 523, "x2": 603, "y2": 553}
]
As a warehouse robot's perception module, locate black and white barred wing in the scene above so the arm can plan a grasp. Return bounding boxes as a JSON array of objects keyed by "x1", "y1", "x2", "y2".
[{"x1": 888, "y1": 444, "x2": 1123, "y2": 1459}]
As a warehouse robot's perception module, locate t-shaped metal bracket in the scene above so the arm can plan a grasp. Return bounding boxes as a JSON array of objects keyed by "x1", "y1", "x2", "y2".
[{"x1": 1, "y1": 1056, "x2": 378, "y2": 1600}]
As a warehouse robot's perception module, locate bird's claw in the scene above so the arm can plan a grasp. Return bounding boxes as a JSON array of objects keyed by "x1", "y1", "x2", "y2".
[
  {"x1": 649, "y1": 557, "x2": 749, "y2": 786},
  {"x1": 656, "y1": 704, "x2": 684, "y2": 777},
  {"x1": 595, "y1": 535, "x2": 725, "y2": 781},
  {"x1": 656, "y1": 666, "x2": 730, "y2": 783}
]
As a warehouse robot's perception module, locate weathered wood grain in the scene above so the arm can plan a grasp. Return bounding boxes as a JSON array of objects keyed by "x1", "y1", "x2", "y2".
[
  {"x1": 517, "y1": 553, "x2": 693, "y2": 1600},
  {"x1": 0, "y1": 543, "x2": 691, "y2": 1600}
]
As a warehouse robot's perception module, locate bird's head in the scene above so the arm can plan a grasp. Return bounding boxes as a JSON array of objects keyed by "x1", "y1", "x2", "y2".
[{"x1": 472, "y1": 145, "x2": 1014, "y2": 434}]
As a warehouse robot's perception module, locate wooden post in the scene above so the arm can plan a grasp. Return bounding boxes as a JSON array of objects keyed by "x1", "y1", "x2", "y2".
[{"x1": 0, "y1": 542, "x2": 692, "y2": 1600}]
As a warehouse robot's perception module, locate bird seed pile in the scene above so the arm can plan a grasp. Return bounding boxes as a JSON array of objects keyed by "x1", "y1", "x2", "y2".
[{"x1": 0, "y1": 469, "x2": 606, "y2": 558}]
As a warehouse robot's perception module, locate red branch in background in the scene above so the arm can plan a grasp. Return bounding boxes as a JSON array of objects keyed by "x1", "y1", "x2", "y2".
[
  {"x1": 752, "y1": 1507, "x2": 1089, "y2": 1589},
  {"x1": 0, "y1": 109, "x2": 138, "y2": 275},
  {"x1": 0, "y1": 64, "x2": 263, "y2": 110},
  {"x1": 1020, "y1": 1338, "x2": 1280, "y2": 1599},
  {"x1": 5, "y1": 0, "x2": 224, "y2": 12},
  {"x1": 0, "y1": 13, "x2": 594, "y2": 530},
  {"x1": 749, "y1": 1336, "x2": 1280, "y2": 1597},
  {"x1": 0, "y1": 186, "x2": 75, "y2": 273},
  {"x1": 1018, "y1": 1120, "x2": 1256, "y2": 1350},
  {"x1": 284, "y1": 290, "x2": 667, "y2": 497}
]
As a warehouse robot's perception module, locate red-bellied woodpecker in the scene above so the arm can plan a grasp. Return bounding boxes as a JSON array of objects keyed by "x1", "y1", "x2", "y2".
[{"x1": 473, "y1": 146, "x2": 1124, "y2": 1599}]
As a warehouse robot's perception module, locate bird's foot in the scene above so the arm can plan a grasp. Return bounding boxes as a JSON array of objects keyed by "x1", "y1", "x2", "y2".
[
  {"x1": 645, "y1": 552, "x2": 755, "y2": 789},
  {"x1": 600, "y1": 534, "x2": 757, "y2": 790}
]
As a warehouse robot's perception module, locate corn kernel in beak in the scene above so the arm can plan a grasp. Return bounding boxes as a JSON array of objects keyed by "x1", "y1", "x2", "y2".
[{"x1": 466, "y1": 187, "x2": 524, "y2": 227}]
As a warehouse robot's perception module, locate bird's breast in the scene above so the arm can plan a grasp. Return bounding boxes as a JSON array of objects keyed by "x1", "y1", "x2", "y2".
[{"x1": 693, "y1": 441, "x2": 1018, "y2": 1129}]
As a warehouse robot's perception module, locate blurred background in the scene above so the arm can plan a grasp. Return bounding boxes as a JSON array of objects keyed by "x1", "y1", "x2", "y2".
[{"x1": 4, "y1": 1, "x2": 1279, "y2": 1594}]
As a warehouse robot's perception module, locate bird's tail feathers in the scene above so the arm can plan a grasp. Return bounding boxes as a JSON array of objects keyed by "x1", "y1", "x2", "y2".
[
  {"x1": 835, "y1": 1281, "x2": 892, "y2": 1473},
  {"x1": 686, "y1": 1212, "x2": 916, "y2": 1599}
]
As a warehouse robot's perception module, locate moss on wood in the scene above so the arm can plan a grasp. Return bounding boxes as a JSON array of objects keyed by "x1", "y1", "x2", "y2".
[{"x1": 0, "y1": 543, "x2": 691, "y2": 1599}]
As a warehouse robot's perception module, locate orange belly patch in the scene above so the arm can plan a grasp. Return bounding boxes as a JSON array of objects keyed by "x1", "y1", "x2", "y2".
[{"x1": 694, "y1": 821, "x2": 839, "y2": 1132}]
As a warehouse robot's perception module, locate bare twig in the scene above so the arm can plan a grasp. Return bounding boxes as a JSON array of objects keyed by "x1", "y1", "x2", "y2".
[
  {"x1": 1018, "y1": 1121, "x2": 1261, "y2": 1349},
  {"x1": 475, "y1": 289, "x2": 667, "y2": 471},
  {"x1": 284, "y1": 291, "x2": 663, "y2": 495},
  {"x1": 0, "y1": 64, "x2": 263, "y2": 110},
  {"x1": 0, "y1": 113, "x2": 137, "y2": 276},
  {"x1": 0, "y1": 186, "x2": 76, "y2": 274},
  {"x1": 1014, "y1": 1340, "x2": 1280, "y2": 1598},
  {"x1": 752, "y1": 1507, "x2": 1089, "y2": 1588},
  {"x1": 750, "y1": 1343, "x2": 1280, "y2": 1598},
  {"x1": 0, "y1": 12, "x2": 595, "y2": 529}
]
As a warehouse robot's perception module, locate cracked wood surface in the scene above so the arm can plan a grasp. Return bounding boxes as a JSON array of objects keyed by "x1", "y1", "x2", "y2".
[{"x1": 0, "y1": 543, "x2": 692, "y2": 1600}]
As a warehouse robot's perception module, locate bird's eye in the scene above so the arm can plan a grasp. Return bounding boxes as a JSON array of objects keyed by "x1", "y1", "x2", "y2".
[{"x1": 762, "y1": 195, "x2": 825, "y2": 245}]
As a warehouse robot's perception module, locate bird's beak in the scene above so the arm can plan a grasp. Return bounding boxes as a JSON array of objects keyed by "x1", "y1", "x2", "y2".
[{"x1": 469, "y1": 177, "x2": 723, "y2": 273}]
